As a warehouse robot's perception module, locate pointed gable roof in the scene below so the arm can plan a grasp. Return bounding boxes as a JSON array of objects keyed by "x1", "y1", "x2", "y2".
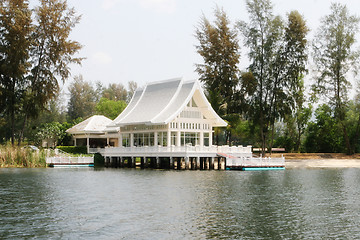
[
  {"x1": 66, "y1": 115, "x2": 113, "y2": 134},
  {"x1": 111, "y1": 78, "x2": 227, "y2": 127}
]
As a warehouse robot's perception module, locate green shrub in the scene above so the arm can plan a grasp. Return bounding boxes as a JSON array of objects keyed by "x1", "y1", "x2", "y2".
[
  {"x1": 56, "y1": 146, "x2": 87, "y2": 154},
  {"x1": 0, "y1": 145, "x2": 47, "y2": 168},
  {"x1": 94, "y1": 153, "x2": 104, "y2": 167}
]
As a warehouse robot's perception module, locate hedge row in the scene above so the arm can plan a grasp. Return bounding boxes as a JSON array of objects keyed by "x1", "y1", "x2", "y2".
[{"x1": 56, "y1": 146, "x2": 87, "y2": 154}]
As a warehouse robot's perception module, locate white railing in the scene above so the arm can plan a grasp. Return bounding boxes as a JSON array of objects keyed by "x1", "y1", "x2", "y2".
[
  {"x1": 46, "y1": 156, "x2": 94, "y2": 164},
  {"x1": 99, "y1": 145, "x2": 252, "y2": 155},
  {"x1": 226, "y1": 155, "x2": 285, "y2": 167},
  {"x1": 89, "y1": 148, "x2": 105, "y2": 154}
]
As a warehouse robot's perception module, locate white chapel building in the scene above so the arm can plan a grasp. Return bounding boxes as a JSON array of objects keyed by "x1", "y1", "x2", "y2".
[
  {"x1": 67, "y1": 78, "x2": 256, "y2": 169},
  {"x1": 105, "y1": 77, "x2": 227, "y2": 148}
]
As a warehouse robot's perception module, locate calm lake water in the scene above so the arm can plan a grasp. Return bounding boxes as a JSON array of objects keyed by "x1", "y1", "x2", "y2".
[{"x1": 1, "y1": 167, "x2": 360, "y2": 239}]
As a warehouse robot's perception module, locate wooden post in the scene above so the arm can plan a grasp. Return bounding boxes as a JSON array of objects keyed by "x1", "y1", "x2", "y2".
[
  {"x1": 169, "y1": 157, "x2": 174, "y2": 169},
  {"x1": 191, "y1": 157, "x2": 195, "y2": 170},
  {"x1": 196, "y1": 157, "x2": 200, "y2": 170},
  {"x1": 177, "y1": 158, "x2": 181, "y2": 170},
  {"x1": 120, "y1": 157, "x2": 124, "y2": 168},
  {"x1": 185, "y1": 156, "x2": 189, "y2": 170},
  {"x1": 141, "y1": 157, "x2": 145, "y2": 169},
  {"x1": 156, "y1": 157, "x2": 160, "y2": 169},
  {"x1": 220, "y1": 157, "x2": 225, "y2": 170},
  {"x1": 131, "y1": 157, "x2": 136, "y2": 168},
  {"x1": 86, "y1": 136, "x2": 90, "y2": 154},
  {"x1": 210, "y1": 157, "x2": 214, "y2": 170}
]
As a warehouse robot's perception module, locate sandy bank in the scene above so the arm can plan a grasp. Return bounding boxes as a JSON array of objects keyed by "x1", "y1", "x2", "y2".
[
  {"x1": 285, "y1": 159, "x2": 360, "y2": 168},
  {"x1": 266, "y1": 153, "x2": 360, "y2": 168}
]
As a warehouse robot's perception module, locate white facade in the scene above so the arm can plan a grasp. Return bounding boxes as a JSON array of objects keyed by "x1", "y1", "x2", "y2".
[
  {"x1": 66, "y1": 78, "x2": 285, "y2": 169},
  {"x1": 66, "y1": 115, "x2": 115, "y2": 152},
  {"x1": 66, "y1": 79, "x2": 254, "y2": 157},
  {"x1": 104, "y1": 78, "x2": 227, "y2": 149}
]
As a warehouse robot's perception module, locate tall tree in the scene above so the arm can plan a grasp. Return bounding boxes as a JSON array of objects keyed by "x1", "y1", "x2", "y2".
[
  {"x1": 283, "y1": 11, "x2": 310, "y2": 152},
  {"x1": 95, "y1": 97, "x2": 127, "y2": 120},
  {"x1": 67, "y1": 75, "x2": 96, "y2": 120},
  {"x1": 238, "y1": 0, "x2": 285, "y2": 155},
  {"x1": 0, "y1": 0, "x2": 82, "y2": 145},
  {"x1": 127, "y1": 80, "x2": 138, "y2": 103},
  {"x1": 304, "y1": 104, "x2": 344, "y2": 153},
  {"x1": 195, "y1": 6, "x2": 240, "y2": 114},
  {"x1": 312, "y1": 3, "x2": 360, "y2": 154},
  {"x1": 0, "y1": 0, "x2": 32, "y2": 145},
  {"x1": 102, "y1": 83, "x2": 128, "y2": 102},
  {"x1": 238, "y1": 1, "x2": 310, "y2": 155},
  {"x1": 19, "y1": 0, "x2": 82, "y2": 144},
  {"x1": 195, "y1": 6, "x2": 240, "y2": 144}
]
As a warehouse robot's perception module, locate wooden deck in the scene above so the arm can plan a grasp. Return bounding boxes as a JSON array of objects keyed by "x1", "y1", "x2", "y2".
[
  {"x1": 93, "y1": 145, "x2": 285, "y2": 170},
  {"x1": 46, "y1": 156, "x2": 94, "y2": 167}
]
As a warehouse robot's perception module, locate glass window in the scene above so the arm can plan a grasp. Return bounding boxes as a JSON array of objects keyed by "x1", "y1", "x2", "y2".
[
  {"x1": 181, "y1": 132, "x2": 199, "y2": 146},
  {"x1": 133, "y1": 133, "x2": 141, "y2": 146},
  {"x1": 157, "y1": 132, "x2": 168, "y2": 146},
  {"x1": 149, "y1": 133, "x2": 154, "y2": 146},
  {"x1": 204, "y1": 132, "x2": 209, "y2": 146},
  {"x1": 122, "y1": 134, "x2": 130, "y2": 147},
  {"x1": 192, "y1": 98, "x2": 197, "y2": 107},
  {"x1": 171, "y1": 132, "x2": 176, "y2": 146}
]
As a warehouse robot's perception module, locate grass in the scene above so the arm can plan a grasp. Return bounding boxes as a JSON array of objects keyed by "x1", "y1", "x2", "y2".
[{"x1": 0, "y1": 145, "x2": 50, "y2": 168}]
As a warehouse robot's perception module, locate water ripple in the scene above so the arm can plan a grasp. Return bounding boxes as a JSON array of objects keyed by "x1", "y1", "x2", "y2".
[{"x1": 1, "y1": 168, "x2": 360, "y2": 239}]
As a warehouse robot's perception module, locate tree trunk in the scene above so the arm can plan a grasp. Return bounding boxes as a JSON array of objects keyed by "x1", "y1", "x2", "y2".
[
  {"x1": 261, "y1": 127, "x2": 266, "y2": 156},
  {"x1": 10, "y1": 108, "x2": 15, "y2": 146},
  {"x1": 341, "y1": 121, "x2": 352, "y2": 155},
  {"x1": 18, "y1": 115, "x2": 27, "y2": 146},
  {"x1": 10, "y1": 82, "x2": 15, "y2": 146},
  {"x1": 269, "y1": 122, "x2": 275, "y2": 155},
  {"x1": 296, "y1": 128, "x2": 301, "y2": 153},
  {"x1": 352, "y1": 113, "x2": 360, "y2": 154}
]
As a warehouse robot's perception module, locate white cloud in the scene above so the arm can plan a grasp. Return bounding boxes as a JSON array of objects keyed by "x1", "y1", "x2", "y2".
[
  {"x1": 101, "y1": 0, "x2": 121, "y2": 10},
  {"x1": 139, "y1": 0, "x2": 176, "y2": 14},
  {"x1": 92, "y1": 51, "x2": 113, "y2": 65},
  {"x1": 101, "y1": 0, "x2": 176, "y2": 14}
]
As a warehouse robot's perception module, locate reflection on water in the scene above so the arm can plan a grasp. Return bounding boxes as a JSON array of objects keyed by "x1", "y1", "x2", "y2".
[{"x1": 1, "y1": 168, "x2": 360, "y2": 239}]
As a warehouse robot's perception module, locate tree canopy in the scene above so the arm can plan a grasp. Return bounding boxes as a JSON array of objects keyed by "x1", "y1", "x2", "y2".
[
  {"x1": 0, "y1": 0, "x2": 82, "y2": 145},
  {"x1": 312, "y1": 3, "x2": 360, "y2": 154}
]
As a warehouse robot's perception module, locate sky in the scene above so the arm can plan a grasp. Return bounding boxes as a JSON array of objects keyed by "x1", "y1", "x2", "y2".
[{"x1": 60, "y1": 0, "x2": 360, "y2": 91}]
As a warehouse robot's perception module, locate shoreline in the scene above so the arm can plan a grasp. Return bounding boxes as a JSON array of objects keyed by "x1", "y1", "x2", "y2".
[
  {"x1": 285, "y1": 159, "x2": 360, "y2": 169},
  {"x1": 2, "y1": 151, "x2": 360, "y2": 169},
  {"x1": 267, "y1": 153, "x2": 360, "y2": 169}
]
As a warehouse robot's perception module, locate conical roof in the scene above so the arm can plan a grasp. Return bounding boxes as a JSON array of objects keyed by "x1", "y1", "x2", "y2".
[
  {"x1": 66, "y1": 115, "x2": 113, "y2": 134},
  {"x1": 110, "y1": 78, "x2": 227, "y2": 127}
]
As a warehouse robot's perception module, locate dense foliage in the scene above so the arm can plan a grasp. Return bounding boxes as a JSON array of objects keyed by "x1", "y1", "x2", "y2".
[
  {"x1": 56, "y1": 146, "x2": 87, "y2": 155},
  {"x1": 0, "y1": 0, "x2": 82, "y2": 146},
  {"x1": 1, "y1": 0, "x2": 360, "y2": 154},
  {"x1": 195, "y1": 0, "x2": 360, "y2": 154}
]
